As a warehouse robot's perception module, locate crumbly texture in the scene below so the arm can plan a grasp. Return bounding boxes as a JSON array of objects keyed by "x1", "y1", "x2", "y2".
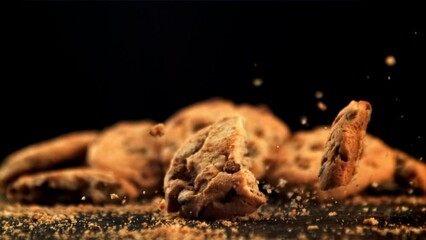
[
  {"x1": 266, "y1": 127, "x2": 329, "y2": 189},
  {"x1": 318, "y1": 100, "x2": 372, "y2": 190},
  {"x1": 266, "y1": 127, "x2": 399, "y2": 200},
  {"x1": 1, "y1": 196, "x2": 425, "y2": 239},
  {"x1": 318, "y1": 134, "x2": 397, "y2": 200},
  {"x1": 0, "y1": 131, "x2": 98, "y2": 193},
  {"x1": 164, "y1": 116, "x2": 267, "y2": 219},
  {"x1": 88, "y1": 121, "x2": 163, "y2": 197},
  {"x1": 394, "y1": 150, "x2": 426, "y2": 194},
  {"x1": 6, "y1": 167, "x2": 138, "y2": 204},
  {"x1": 161, "y1": 98, "x2": 291, "y2": 179}
]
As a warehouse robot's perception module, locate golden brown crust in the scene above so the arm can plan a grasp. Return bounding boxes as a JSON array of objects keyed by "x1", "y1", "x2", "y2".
[
  {"x1": 161, "y1": 98, "x2": 291, "y2": 180},
  {"x1": 318, "y1": 100, "x2": 372, "y2": 190},
  {"x1": 317, "y1": 135, "x2": 397, "y2": 200},
  {"x1": 87, "y1": 121, "x2": 163, "y2": 197},
  {"x1": 6, "y1": 167, "x2": 138, "y2": 204},
  {"x1": 0, "y1": 131, "x2": 98, "y2": 193},
  {"x1": 164, "y1": 116, "x2": 267, "y2": 219},
  {"x1": 266, "y1": 127, "x2": 329, "y2": 188}
]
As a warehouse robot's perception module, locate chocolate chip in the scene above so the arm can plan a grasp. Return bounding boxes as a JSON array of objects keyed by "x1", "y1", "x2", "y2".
[{"x1": 223, "y1": 161, "x2": 241, "y2": 174}]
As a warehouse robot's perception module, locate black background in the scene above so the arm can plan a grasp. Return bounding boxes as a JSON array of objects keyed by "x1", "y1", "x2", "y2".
[{"x1": 2, "y1": 1, "x2": 425, "y2": 161}]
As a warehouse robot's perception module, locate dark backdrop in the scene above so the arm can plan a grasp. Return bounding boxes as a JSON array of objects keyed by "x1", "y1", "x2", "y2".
[{"x1": 2, "y1": 1, "x2": 425, "y2": 161}]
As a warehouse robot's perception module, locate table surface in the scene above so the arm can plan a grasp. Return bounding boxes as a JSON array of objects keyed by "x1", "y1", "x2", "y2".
[{"x1": 1, "y1": 196, "x2": 425, "y2": 240}]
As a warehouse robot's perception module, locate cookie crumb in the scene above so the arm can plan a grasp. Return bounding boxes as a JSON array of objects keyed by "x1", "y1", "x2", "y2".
[
  {"x1": 363, "y1": 217, "x2": 379, "y2": 225},
  {"x1": 110, "y1": 193, "x2": 119, "y2": 200},
  {"x1": 307, "y1": 225, "x2": 319, "y2": 230},
  {"x1": 317, "y1": 101, "x2": 327, "y2": 111},
  {"x1": 314, "y1": 91, "x2": 323, "y2": 99},
  {"x1": 149, "y1": 123, "x2": 165, "y2": 137},
  {"x1": 300, "y1": 116, "x2": 308, "y2": 126},
  {"x1": 328, "y1": 211, "x2": 337, "y2": 216},
  {"x1": 81, "y1": 196, "x2": 86, "y2": 201},
  {"x1": 385, "y1": 55, "x2": 396, "y2": 66},
  {"x1": 252, "y1": 78, "x2": 263, "y2": 87}
]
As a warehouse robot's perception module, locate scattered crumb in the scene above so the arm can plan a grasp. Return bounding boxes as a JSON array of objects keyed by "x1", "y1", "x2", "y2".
[
  {"x1": 317, "y1": 101, "x2": 327, "y2": 111},
  {"x1": 307, "y1": 225, "x2": 319, "y2": 230},
  {"x1": 328, "y1": 211, "x2": 337, "y2": 216},
  {"x1": 81, "y1": 196, "x2": 86, "y2": 201},
  {"x1": 300, "y1": 116, "x2": 308, "y2": 126},
  {"x1": 110, "y1": 193, "x2": 119, "y2": 200},
  {"x1": 149, "y1": 123, "x2": 165, "y2": 137},
  {"x1": 363, "y1": 217, "x2": 379, "y2": 226},
  {"x1": 314, "y1": 91, "x2": 323, "y2": 99},
  {"x1": 252, "y1": 78, "x2": 263, "y2": 87},
  {"x1": 385, "y1": 55, "x2": 396, "y2": 66}
]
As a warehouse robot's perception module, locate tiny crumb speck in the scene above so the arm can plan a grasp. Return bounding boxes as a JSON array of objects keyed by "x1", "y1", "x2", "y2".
[
  {"x1": 388, "y1": 76, "x2": 391, "y2": 80},
  {"x1": 317, "y1": 101, "x2": 327, "y2": 111},
  {"x1": 328, "y1": 211, "x2": 337, "y2": 216},
  {"x1": 81, "y1": 196, "x2": 86, "y2": 201},
  {"x1": 110, "y1": 193, "x2": 119, "y2": 200},
  {"x1": 300, "y1": 116, "x2": 308, "y2": 126},
  {"x1": 366, "y1": 75, "x2": 370, "y2": 79},
  {"x1": 314, "y1": 91, "x2": 323, "y2": 99},
  {"x1": 363, "y1": 217, "x2": 379, "y2": 225},
  {"x1": 385, "y1": 55, "x2": 396, "y2": 66},
  {"x1": 307, "y1": 225, "x2": 319, "y2": 230},
  {"x1": 252, "y1": 78, "x2": 263, "y2": 87}
]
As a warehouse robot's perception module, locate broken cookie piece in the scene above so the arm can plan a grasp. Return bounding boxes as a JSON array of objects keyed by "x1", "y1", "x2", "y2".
[
  {"x1": 318, "y1": 100, "x2": 372, "y2": 190},
  {"x1": 6, "y1": 167, "x2": 138, "y2": 204},
  {"x1": 164, "y1": 116, "x2": 267, "y2": 219},
  {"x1": 161, "y1": 98, "x2": 291, "y2": 179},
  {"x1": 88, "y1": 121, "x2": 163, "y2": 197},
  {"x1": 0, "y1": 131, "x2": 98, "y2": 193}
]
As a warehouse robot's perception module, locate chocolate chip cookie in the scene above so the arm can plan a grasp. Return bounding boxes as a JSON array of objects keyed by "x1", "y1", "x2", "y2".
[
  {"x1": 6, "y1": 167, "x2": 138, "y2": 204},
  {"x1": 0, "y1": 131, "x2": 98, "y2": 193},
  {"x1": 318, "y1": 100, "x2": 372, "y2": 190},
  {"x1": 164, "y1": 116, "x2": 267, "y2": 219},
  {"x1": 88, "y1": 121, "x2": 163, "y2": 197},
  {"x1": 161, "y1": 98, "x2": 291, "y2": 179}
]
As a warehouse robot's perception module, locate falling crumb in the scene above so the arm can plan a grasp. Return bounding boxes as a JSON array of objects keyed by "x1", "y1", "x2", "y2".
[
  {"x1": 277, "y1": 178, "x2": 288, "y2": 188},
  {"x1": 149, "y1": 123, "x2": 165, "y2": 137},
  {"x1": 401, "y1": 206, "x2": 409, "y2": 212},
  {"x1": 317, "y1": 101, "x2": 327, "y2": 111},
  {"x1": 307, "y1": 225, "x2": 319, "y2": 230},
  {"x1": 371, "y1": 182, "x2": 379, "y2": 188},
  {"x1": 363, "y1": 217, "x2": 379, "y2": 225},
  {"x1": 362, "y1": 207, "x2": 369, "y2": 212},
  {"x1": 366, "y1": 75, "x2": 370, "y2": 79},
  {"x1": 300, "y1": 116, "x2": 308, "y2": 126},
  {"x1": 110, "y1": 193, "x2": 119, "y2": 200},
  {"x1": 328, "y1": 211, "x2": 337, "y2": 216},
  {"x1": 81, "y1": 196, "x2": 86, "y2": 201},
  {"x1": 385, "y1": 55, "x2": 396, "y2": 66},
  {"x1": 388, "y1": 76, "x2": 391, "y2": 80},
  {"x1": 142, "y1": 191, "x2": 146, "y2": 195},
  {"x1": 252, "y1": 78, "x2": 263, "y2": 87},
  {"x1": 314, "y1": 91, "x2": 323, "y2": 99}
]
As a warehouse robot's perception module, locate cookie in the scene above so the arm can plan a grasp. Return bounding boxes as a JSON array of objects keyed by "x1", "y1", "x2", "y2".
[
  {"x1": 161, "y1": 98, "x2": 291, "y2": 179},
  {"x1": 164, "y1": 116, "x2": 267, "y2": 219},
  {"x1": 87, "y1": 121, "x2": 163, "y2": 197},
  {"x1": 318, "y1": 100, "x2": 372, "y2": 190},
  {"x1": 0, "y1": 131, "x2": 98, "y2": 193},
  {"x1": 266, "y1": 128, "x2": 397, "y2": 200},
  {"x1": 265, "y1": 127, "x2": 329, "y2": 189},
  {"x1": 317, "y1": 134, "x2": 397, "y2": 200},
  {"x1": 6, "y1": 167, "x2": 138, "y2": 204}
]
